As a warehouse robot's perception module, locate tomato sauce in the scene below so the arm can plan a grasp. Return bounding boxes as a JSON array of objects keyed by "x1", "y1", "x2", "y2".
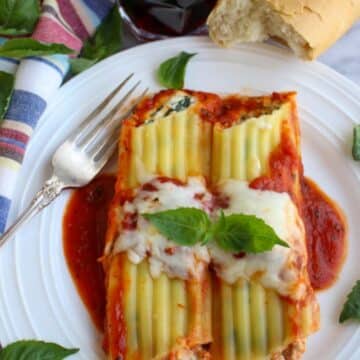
[
  {"x1": 141, "y1": 183, "x2": 158, "y2": 192},
  {"x1": 200, "y1": 92, "x2": 295, "y2": 127},
  {"x1": 250, "y1": 127, "x2": 347, "y2": 290},
  {"x1": 105, "y1": 253, "x2": 127, "y2": 358},
  {"x1": 250, "y1": 127, "x2": 299, "y2": 203},
  {"x1": 63, "y1": 175, "x2": 115, "y2": 331},
  {"x1": 122, "y1": 212, "x2": 138, "y2": 230},
  {"x1": 301, "y1": 178, "x2": 347, "y2": 290}
]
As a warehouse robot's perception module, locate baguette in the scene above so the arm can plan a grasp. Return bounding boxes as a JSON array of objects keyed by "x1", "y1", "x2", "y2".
[{"x1": 207, "y1": 0, "x2": 360, "y2": 60}]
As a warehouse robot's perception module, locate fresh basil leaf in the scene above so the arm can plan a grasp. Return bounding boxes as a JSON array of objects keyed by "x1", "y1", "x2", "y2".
[
  {"x1": 143, "y1": 207, "x2": 288, "y2": 254},
  {"x1": 0, "y1": 39, "x2": 73, "y2": 58},
  {"x1": 0, "y1": 0, "x2": 40, "y2": 35},
  {"x1": 142, "y1": 207, "x2": 211, "y2": 246},
  {"x1": 0, "y1": 71, "x2": 14, "y2": 119},
  {"x1": 70, "y1": 58, "x2": 97, "y2": 75},
  {"x1": 352, "y1": 125, "x2": 360, "y2": 161},
  {"x1": 0, "y1": 340, "x2": 79, "y2": 359},
  {"x1": 81, "y1": 6, "x2": 122, "y2": 61},
  {"x1": 214, "y1": 212, "x2": 289, "y2": 253},
  {"x1": 339, "y1": 280, "x2": 360, "y2": 323},
  {"x1": 157, "y1": 51, "x2": 196, "y2": 89}
]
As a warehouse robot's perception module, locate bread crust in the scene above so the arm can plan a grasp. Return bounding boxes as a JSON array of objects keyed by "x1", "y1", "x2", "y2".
[
  {"x1": 268, "y1": 0, "x2": 360, "y2": 59},
  {"x1": 207, "y1": 0, "x2": 360, "y2": 59}
]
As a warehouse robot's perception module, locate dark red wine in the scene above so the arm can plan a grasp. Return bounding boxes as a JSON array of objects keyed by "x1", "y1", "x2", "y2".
[{"x1": 120, "y1": 0, "x2": 216, "y2": 39}]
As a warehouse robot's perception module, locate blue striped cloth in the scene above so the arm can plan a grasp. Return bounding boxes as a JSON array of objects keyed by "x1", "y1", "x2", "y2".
[{"x1": 0, "y1": 0, "x2": 114, "y2": 233}]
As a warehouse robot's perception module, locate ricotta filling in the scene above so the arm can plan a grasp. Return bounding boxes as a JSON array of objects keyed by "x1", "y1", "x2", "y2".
[
  {"x1": 114, "y1": 177, "x2": 306, "y2": 298},
  {"x1": 144, "y1": 92, "x2": 195, "y2": 124},
  {"x1": 113, "y1": 177, "x2": 212, "y2": 280}
]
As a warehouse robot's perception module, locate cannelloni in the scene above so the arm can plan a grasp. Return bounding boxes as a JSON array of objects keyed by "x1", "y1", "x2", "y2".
[{"x1": 103, "y1": 89, "x2": 319, "y2": 359}]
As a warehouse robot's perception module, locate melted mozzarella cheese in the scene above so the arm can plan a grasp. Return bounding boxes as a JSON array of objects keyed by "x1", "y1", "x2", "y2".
[
  {"x1": 114, "y1": 176, "x2": 307, "y2": 299},
  {"x1": 113, "y1": 177, "x2": 211, "y2": 280},
  {"x1": 210, "y1": 180, "x2": 307, "y2": 299}
]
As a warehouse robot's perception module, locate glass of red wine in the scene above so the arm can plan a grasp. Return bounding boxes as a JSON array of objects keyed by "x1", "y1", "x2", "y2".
[{"x1": 119, "y1": 0, "x2": 217, "y2": 41}]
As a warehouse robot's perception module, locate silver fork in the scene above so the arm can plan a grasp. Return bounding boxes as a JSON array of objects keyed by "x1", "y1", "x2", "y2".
[{"x1": 0, "y1": 74, "x2": 147, "y2": 248}]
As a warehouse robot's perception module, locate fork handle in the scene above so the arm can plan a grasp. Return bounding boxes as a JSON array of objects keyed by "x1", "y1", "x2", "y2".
[{"x1": 0, "y1": 176, "x2": 65, "y2": 248}]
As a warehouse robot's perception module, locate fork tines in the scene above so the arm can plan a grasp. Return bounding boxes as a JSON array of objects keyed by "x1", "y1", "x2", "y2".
[{"x1": 71, "y1": 74, "x2": 148, "y2": 165}]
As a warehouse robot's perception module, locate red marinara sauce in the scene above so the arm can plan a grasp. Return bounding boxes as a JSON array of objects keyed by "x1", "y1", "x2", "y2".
[
  {"x1": 251, "y1": 128, "x2": 347, "y2": 290},
  {"x1": 63, "y1": 174, "x2": 115, "y2": 331},
  {"x1": 301, "y1": 178, "x2": 347, "y2": 290}
]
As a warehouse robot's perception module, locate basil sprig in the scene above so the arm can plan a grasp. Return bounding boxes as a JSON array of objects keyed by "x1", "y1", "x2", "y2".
[
  {"x1": 352, "y1": 125, "x2": 360, "y2": 161},
  {"x1": 156, "y1": 51, "x2": 196, "y2": 89},
  {"x1": 339, "y1": 280, "x2": 360, "y2": 323},
  {"x1": 0, "y1": 340, "x2": 78, "y2": 359},
  {"x1": 143, "y1": 208, "x2": 288, "y2": 254},
  {"x1": 0, "y1": 39, "x2": 73, "y2": 58},
  {"x1": 214, "y1": 210, "x2": 289, "y2": 253},
  {"x1": 0, "y1": 0, "x2": 40, "y2": 36},
  {"x1": 0, "y1": 71, "x2": 14, "y2": 119},
  {"x1": 70, "y1": 6, "x2": 122, "y2": 75},
  {"x1": 143, "y1": 208, "x2": 211, "y2": 246}
]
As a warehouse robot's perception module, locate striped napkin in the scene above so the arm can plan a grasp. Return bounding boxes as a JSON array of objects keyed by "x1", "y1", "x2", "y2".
[{"x1": 0, "y1": 0, "x2": 114, "y2": 233}]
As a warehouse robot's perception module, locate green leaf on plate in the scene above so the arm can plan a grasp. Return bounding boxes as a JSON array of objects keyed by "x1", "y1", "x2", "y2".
[
  {"x1": 339, "y1": 280, "x2": 360, "y2": 323},
  {"x1": 213, "y1": 211, "x2": 289, "y2": 253},
  {"x1": 142, "y1": 207, "x2": 211, "y2": 246},
  {"x1": 0, "y1": 71, "x2": 14, "y2": 119},
  {"x1": 156, "y1": 51, "x2": 196, "y2": 89},
  {"x1": 0, "y1": 0, "x2": 40, "y2": 36},
  {"x1": 352, "y1": 125, "x2": 360, "y2": 161},
  {"x1": 0, "y1": 38, "x2": 73, "y2": 58},
  {"x1": 0, "y1": 340, "x2": 79, "y2": 360}
]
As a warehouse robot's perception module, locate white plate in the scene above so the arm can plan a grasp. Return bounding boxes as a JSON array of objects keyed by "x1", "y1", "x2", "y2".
[{"x1": 0, "y1": 37, "x2": 360, "y2": 359}]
